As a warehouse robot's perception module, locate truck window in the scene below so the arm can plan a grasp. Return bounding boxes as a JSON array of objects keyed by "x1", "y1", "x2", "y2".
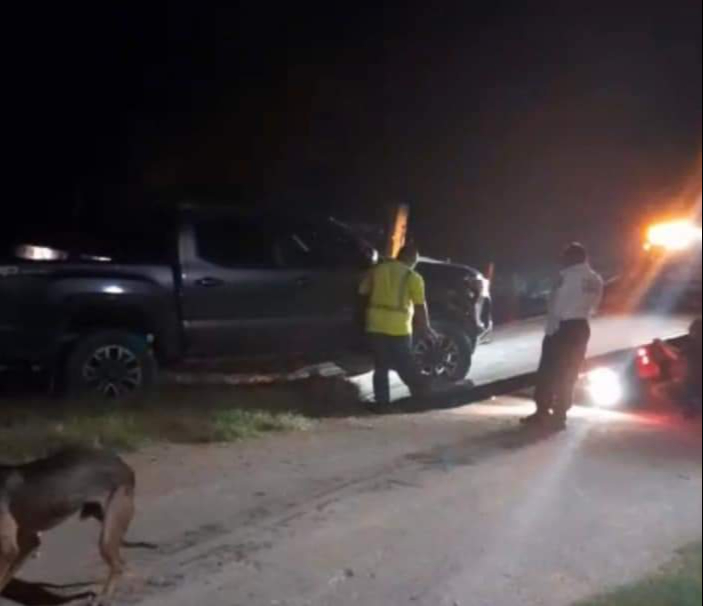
[
  {"x1": 279, "y1": 222, "x2": 364, "y2": 269},
  {"x1": 195, "y1": 218, "x2": 277, "y2": 269}
]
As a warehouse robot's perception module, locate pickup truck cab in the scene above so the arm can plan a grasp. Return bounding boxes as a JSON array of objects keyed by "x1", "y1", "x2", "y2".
[{"x1": 1, "y1": 205, "x2": 491, "y2": 397}]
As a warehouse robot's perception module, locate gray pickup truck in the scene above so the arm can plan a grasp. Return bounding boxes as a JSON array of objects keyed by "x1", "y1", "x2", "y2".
[{"x1": 1, "y1": 205, "x2": 492, "y2": 397}]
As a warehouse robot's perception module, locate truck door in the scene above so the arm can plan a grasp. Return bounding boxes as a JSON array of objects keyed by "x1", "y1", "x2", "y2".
[
  {"x1": 273, "y1": 220, "x2": 371, "y2": 355},
  {"x1": 180, "y1": 214, "x2": 322, "y2": 357}
]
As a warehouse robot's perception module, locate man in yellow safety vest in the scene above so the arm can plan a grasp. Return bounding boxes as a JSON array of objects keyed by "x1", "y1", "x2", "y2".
[{"x1": 359, "y1": 244, "x2": 438, "y2": 407}]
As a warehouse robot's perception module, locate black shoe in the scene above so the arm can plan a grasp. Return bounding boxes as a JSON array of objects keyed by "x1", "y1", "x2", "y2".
[
  {"x1": 520, "y1": 411, "x2": 550, "y2": 426},
  {"x1": 547, "y1": 415, "x2": 568, "y2": 432},
  {"x1": 367, "y1": 401, "x2": 389, "y2": 414}
]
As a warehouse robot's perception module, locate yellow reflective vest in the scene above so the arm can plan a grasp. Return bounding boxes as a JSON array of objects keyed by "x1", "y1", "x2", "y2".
[{"x1": 359, "y1": 260, "x2": 426, "y2": 337}]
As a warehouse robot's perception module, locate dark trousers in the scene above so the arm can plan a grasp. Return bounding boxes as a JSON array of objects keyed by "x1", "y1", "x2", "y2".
[
  {"x1": 535, "y1": 320, "x2": 591, "y2": 419},
  {"x1": 370, "y1": 334, "x2": 424, "y2": 405}
]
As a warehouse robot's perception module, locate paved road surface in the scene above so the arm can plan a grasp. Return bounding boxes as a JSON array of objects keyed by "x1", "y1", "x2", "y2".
[
  {"x1": 353, "y1": 313, "x2": 695, "y2": 402},
  {"x1": 10, "y1": 399, "x2": 701, "y2": 606}
]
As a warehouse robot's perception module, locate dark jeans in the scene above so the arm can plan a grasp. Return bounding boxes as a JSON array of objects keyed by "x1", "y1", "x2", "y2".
[
  {"x1": 370, "y1": 334, "x2": 425, "y2": 405},
  {"x1": 535, "y1": 320, "x2": 591, "y2": 419}
]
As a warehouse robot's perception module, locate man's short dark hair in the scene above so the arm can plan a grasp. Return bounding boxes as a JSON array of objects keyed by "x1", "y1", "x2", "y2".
[
  {"x1": 398, "y1": 243, "x2": 419, "y2": 261},
  {"x1": 563, "y1": 242, "x2": 588, "y2": 265}
]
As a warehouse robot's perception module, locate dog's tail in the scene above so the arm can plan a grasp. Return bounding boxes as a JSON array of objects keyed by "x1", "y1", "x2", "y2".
[{"x1": 80, "y1": 503, "x2": 158, "y2": 551}]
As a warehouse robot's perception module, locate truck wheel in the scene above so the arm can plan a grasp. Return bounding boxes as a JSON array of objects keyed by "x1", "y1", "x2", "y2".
[
  {"x1": 65, "y1": 331, "x2": 157, "y2": 398},
  {"x1": 413, "y1": 322, "x2": 476, "y2": 382}
]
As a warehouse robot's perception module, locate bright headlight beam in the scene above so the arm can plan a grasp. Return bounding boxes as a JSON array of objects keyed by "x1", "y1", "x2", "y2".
[
  {"x1": 14, "y1": 244, "x2": 68, "y2": 261},
  {"x1": 586, "y1": 367, "x2": 624, "y2": 408},
  {"x1": 646, "y1": 221, "x2": 703, "y2": 252}
]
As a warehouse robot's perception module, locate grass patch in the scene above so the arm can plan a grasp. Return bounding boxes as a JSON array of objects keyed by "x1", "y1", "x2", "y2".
[
  {"x1": 212, "y1": 409, "x2": 312, "y2": 442},
  {"x1": 577, "y1": 543, "x2": 702, "y2": 606},
  {"x1": 0, "y1": 385, "x2": 313, "y2": 462}
]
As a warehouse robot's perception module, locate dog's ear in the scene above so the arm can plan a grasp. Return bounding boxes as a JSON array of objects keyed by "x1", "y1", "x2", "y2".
[{"x1": 80, "y1": 503, "x2": 105, "y2": 523}]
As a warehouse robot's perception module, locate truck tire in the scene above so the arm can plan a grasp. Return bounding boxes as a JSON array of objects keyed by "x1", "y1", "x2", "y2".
[
  {"x1": 413, "y1": 321, "x2": 476, "y2": 382},
  {"x1": 65, "y1": 331, "x2": 157, "y2": 398}
]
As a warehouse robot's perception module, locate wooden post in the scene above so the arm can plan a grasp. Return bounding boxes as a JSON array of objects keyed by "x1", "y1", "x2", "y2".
[
  {"x1": 485, "y1": 262, "x2": 495, "y2": 284},
  {"x1": 385, "y1": 204, "x2": 410, "y2": 259}
]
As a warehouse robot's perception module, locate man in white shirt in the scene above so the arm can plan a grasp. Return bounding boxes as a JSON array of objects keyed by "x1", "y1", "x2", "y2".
[{"x1": 523, "y1": 243, "x2": 604, "y2": 430}]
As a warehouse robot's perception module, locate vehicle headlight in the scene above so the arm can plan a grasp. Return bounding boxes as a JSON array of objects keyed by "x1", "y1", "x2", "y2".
[
  {"x1": 466, "y1": 275, "x2": 490, "y2": 299},
  {"x1": 479, "y1": 276, "x2": 491, "y2": 298},
  {"x1": 14, "y1": 244, "x2": 68, "y2": 261},
  {"x1": 645, "y1": 221, "x2": 702, "y2": 252},
  {"x1": 585, "y1": 368, "x2": 624, "y2": 408}
]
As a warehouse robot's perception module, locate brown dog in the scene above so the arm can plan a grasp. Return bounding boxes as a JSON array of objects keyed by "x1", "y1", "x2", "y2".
[{"x1": 0, "y1": 448, "x2": 136, "y2": 605}]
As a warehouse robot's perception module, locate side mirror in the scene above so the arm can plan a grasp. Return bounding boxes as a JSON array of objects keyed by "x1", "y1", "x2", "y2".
[{"x1": 363, "y1": 245, "x2": 379, "y2": 268}]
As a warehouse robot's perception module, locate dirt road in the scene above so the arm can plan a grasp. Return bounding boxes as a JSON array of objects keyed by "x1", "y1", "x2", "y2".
[{"x1": 9, "y1": 397, "x2": 701, "y2": 606}]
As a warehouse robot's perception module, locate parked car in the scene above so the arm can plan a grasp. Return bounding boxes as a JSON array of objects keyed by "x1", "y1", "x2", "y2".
[
  {"x1": 578, "y1": 326, "x2": 700, "y2": 417},
  {"x1": 1, "y1": 204, "x2": 492, "y2": 397}
]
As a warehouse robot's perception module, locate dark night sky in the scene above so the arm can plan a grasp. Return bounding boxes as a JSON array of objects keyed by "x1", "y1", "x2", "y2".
[{"x1": 5, "y1": 1, "x2": 702, "y2": 271}]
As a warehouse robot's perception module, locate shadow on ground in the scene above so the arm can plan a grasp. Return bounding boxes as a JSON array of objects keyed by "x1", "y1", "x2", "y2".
[
  {"x1": 2, "y1": 579, "x2": 94, "y2": 606},
  {"x1": 0, "y1": 367, "x2": 535, "y2": 420},
  {"x1": 387, "y1": 373, "x2": 536, "y2": 415}
]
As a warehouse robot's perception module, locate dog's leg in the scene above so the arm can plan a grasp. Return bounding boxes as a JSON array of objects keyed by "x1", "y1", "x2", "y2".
[
  {"x1": 4, "y1": 530, "x2": 41, "y2": 582},
  {"x1": 0, "y1": 509, "x2": 19, "y2": 593},
  {"x1": 92, "y1": 485, "x2": 135, "y2": 605}
]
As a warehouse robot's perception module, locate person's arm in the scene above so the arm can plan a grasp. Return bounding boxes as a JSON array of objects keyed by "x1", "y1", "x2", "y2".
[
  {"x1": 410, "y1": 274, "x2": 439, "y2": 340},
  {"x1": 589, "y1": 274, "x2": 605, "y2": 317},
  {"x1": 415, "y1": 302, "x2": 438, "y2": 340},
  {"x1": 545, "y1": 275, "x2": 564, "y2": 335},
  {"x1": 356, "y1": 271, "x2": 372, "y2": 331},
  {"x1": 359, "y1": 271, "x2": 372, "y2": 297}
]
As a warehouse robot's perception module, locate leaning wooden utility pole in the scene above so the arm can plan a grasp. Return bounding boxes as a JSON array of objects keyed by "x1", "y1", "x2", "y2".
[{"x1": 385, "y1": 204, "x2": 410, "y2": 259}]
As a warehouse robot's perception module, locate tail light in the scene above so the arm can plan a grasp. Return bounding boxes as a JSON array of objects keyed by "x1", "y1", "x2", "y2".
[{"x1": 636, "y1": 346, "x2": 661, "y2": 381}]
